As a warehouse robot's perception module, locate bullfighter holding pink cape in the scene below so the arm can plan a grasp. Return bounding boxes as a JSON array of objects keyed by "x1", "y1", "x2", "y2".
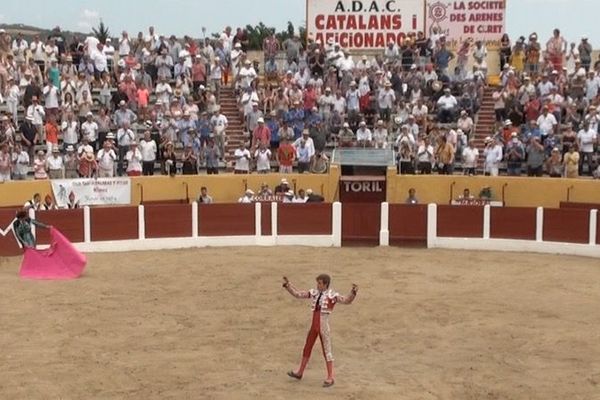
[{"x1": 13, "y1": 210, "x2": 87, "y2": 280}]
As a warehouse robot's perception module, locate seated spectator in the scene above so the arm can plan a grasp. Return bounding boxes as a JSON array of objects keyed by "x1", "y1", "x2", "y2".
[
  {"x1": 238, "y1": 189, "x2": 254, "y2": 203},
  {"x1": 198, "y1": 187, "x2": 213, "y2": 204},
  {"x1": 436, "y1": 88, "x2": 458, "y2": 123},
  {"x1": 310, "y1": 151, "x2": 329, "y2": 174},
  {"x1": 405, "y1": 188, "x2": 419, "y2": 204}
]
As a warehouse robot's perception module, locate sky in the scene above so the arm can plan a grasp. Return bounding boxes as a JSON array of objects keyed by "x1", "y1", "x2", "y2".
[{"x1": 0, "y1": 0, "x2": 599, "y2": 45}]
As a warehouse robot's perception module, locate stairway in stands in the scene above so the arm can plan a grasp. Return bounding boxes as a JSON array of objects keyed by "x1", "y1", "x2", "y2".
[
  {"x1": 473, "y1": 86, "x2": 499, "y2": 170},
  {"x1": 219, "y1": 87, "x2": 247, "y2": 170}
]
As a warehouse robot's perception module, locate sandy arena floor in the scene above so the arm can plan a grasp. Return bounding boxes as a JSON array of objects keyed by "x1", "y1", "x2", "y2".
[{"x1": 1, "y1": 247, "x2": 600, "y2": 400}]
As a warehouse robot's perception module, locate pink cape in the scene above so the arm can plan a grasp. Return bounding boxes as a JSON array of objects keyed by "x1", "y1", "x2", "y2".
[{"x1": 19, "y1": 227, "x2": 87, "y2": 280}]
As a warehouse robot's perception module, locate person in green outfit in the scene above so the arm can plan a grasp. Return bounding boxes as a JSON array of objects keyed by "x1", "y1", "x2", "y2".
[{"x1": 13, "y1": 210, "x2": 51, "y2": 249}]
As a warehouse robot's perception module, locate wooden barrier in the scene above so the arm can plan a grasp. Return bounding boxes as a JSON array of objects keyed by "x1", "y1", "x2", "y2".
[
  {"x1": 278, "y1": 203, "x2": 332, "y2": 235},
  {"x1": 490, "y1": 207, "x2": 537, "y2": 241},
  {"x1": 560, "y1": 202, "x2": 600, "y2": 211},
  {"x1": 198, "y1": 204, "x2": 255, "y2": 236},
  {"x1": 437, "y1": 205, "x2": 484, "y2": 238},
  {"x1": 543, "y1": 208, "x2": 590, "y2": 244},
  {"x1": 389, "y1": 204, "x2": 427, "y2": 246},
  {"x1": 145, "y1": 204, "x2": 192, "y2": 238},
  {"x1": 36, "y1": 209, "x2": 85, "y2": 245},
  {"x1": 342, "y1": 203, "x2": 380, "y2": 245},
  {"x1": 91, "y1": 207, "x2": 138, "y2": 242},
  {"x1": 261, "y1": 203, "x2": 272, "y2": 236}
]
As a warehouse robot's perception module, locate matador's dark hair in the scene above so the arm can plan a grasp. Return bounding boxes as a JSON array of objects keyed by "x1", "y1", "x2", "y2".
[{"x1": 316, "y1": 274, "x2": 331, "y2": 288}]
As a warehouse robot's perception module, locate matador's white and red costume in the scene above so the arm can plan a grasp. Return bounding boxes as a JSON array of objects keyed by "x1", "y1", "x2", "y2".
[{"x1": 284, "y1": 281, "x2": 357, "y2": 386}]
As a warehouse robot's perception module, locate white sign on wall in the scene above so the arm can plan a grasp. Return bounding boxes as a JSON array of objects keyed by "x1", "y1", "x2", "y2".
[
  {"x1": 51, "y1": 178, "x2": 131, "y2": 208},
  {"x1": 306, "y1": 0, "x2": 425, "y2": 49}
]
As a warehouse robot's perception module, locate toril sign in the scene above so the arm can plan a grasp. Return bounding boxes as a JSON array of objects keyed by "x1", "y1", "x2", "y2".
[{"x1": 343, "y1": 181, "x2": 384, "y2": 193}]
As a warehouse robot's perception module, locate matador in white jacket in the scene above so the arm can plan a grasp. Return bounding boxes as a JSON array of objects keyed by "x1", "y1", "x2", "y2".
[{"x1": 283, "y1": 274, "x2": 358, "y2": 387}]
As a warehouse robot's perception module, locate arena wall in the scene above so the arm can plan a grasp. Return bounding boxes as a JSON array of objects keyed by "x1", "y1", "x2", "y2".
[
  {"x1": 386, "y1": 174, "x2": 600, "y2": 208},
  {"x1": 1, "y1": 202, "x2": 597, "y2": 259},
  {"x1": 0, "y1": 166, "x2": 341, "y2": 207}
]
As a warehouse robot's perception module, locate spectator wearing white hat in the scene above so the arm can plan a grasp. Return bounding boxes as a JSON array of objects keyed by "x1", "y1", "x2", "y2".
[
  {"x1": 46, "y1": 147, "x2": 64, "y2": 179},
  {"x1": 356, "y1": 121, "x2": 372, "y2": 148},
  {"x1": 252, "y1": 117, "x2": 271, "y2": 151},
  {"x1": 234, "y1": 142, "x2": 251, "y2": 174},
  {"x1": 5, "y1": 76, "x2": 20, "y2": 125},
  {"x1": 373, "y1": 120, "x2": 388, "y2": 149},
  {"x1": 484, "y1": 137, "x2": 503, "y2": 176},
  {"x1": 97, "y1": 140, "x2": 117, "y2": 178},
  {"x1": 238, "y1": 59, "x2": 257, "y2": 91},
  {"x1": 254, "y1": 142, "x2": 272, "y2": 174},
  {"x1": 63, "y1": 145, "x2": 78, "y2": 179},
  {"x1": 125, "y1": 142, "x2": 143, "y2": 176},
  {"x1": 378, "y1": 81, "x2": 396, "y2": 122},
  {"x1": 238, "y1": 189, "x2": 255, "y2": 203},
  {"x1": 81, "y1": 112, "x2": 99, "y2": 150}
]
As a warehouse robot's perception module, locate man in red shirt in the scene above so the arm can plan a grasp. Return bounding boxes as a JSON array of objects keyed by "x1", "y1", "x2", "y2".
[
  {"x1": 277, "y1": 137, "x2": 296, "y2": 173},
  {"x1": 192, "y1": 55, "x2": 207, "y2": 92},
  {"x1": 252, "y1": 118, "x2": 271, "y2": 150},
  {"x1": 44, "y1": 114, "x2": 59, "y2": 153}
]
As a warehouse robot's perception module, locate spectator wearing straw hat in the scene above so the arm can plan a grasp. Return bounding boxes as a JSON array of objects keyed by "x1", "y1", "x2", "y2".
[
  {"x1": 63, "y1": 145, "x2": 78, "y2": 179},
  {"x1": 46, "y1": 147, "x2": 64, "y2": 179}
]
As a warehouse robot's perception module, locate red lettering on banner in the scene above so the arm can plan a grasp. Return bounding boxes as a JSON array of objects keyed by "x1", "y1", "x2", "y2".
[
  {"x1": 392, "y1": 15, "x2": 402, "y2": 30},
  {"x1": 315, "y1": 15, "x2": 325, "y2": 29}
]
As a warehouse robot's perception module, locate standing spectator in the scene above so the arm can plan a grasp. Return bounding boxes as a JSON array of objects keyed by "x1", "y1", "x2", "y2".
[
  {"x1": 125, "y1": 142, "x2": 143, "y2": 176},
  {"x1": 437, "y1": 89, "x2": 458, "y2": 123},
  {"x1": 46, "y1": 148, "x2": 64, "y2": 179},
  {"x1": 546, "y1": 29, "x2": 567, "y2": 71},
  {"x1": 435, "y1": 136, "x2": 455, "y2": 175},
  {"x1": 484, "y1": 137, "x2": 503, "y2": 176},
  {"x1": 377, "y1": 82, "x2": 395, "y2": 122},
  {"x1": 11, "y1": 143, "x2": 29, "y2": 180},
  {"x1": 277, "y1": 137, "x2": 296, "y2": 174},
  {"x1": 5, "y1": 76, "x2": 20, "y2": 126},
  {"x1": 181, "y1": 145, "x2": 198, "y2": 175},
  {"x1": 505, "y1": 132, "x2": 525, "y2": 176},
  {"x1": 78, "y1": 149, "x2": 98, "y2": 178},
  {"x1": 234, "y1": 142, "x2": 251, "y2": 174},
  {"x1": 61, "y1": 112, "x2": 79, "y2": 149},
  {"x1": 33, "y1": 150, "x2": 48, "y2": 179},
  {"x1": 254, "y1": 143, "x2": 272, "y2": 174},
  {"x1": 117, "y1": 122, "x2": 135, "y2": 175},
  {"x1": 545, "y1": 147, "x2": 563, "y2": 177},
  {"x1": 563, "y1": 145, "x2": 580, "y2": 178},
  {"x1": 27, "y1": 95, "x2": 45, "y2": 138},
  {"x1": 140, "y1": 131, "x2": 157, "y2": 176},
  {"x1": 526, "y1": 137, "x2": 545, "y2": 177},
  {"x1": 526, "y1": 33, "x2": 541, "y2": 76},
  {"x1": 296, "y1": 139, "x2": 311, "y2": 173},
  {"x1": 416, "y1": 137, "x2": 435, "y2": 174},
  {"x1": 0, "y1": 144, "x2": 11, "y2": 182},
  {"x1": 210, "y1": 108, "x2": 228, "y2": 157},
  {"x1": 97, "y1": 141, "x2": 117, "y2": 178},
  {"x1": 44, "y1": 114, "x2": 59, "y2": 153},
  {"x1": 577, "y1": 121, "x2": 597, "y2": 176},
  {"x1": 536, "y1": 106, "x2": 558, "y2": 138},
  {"x1": 20, "y1": 115, "x2": 38, "y2": 161},
  {"x1": 578, "y1": 36, "x2": 593, "y2": 71},
  {"x1": 252, "y1": 117, "x2": 271, "y2": 150},
  {"x1": 63, "y1": 145, "x2": 79, "y2": 179},
  {"x1": 462, "y1": 140, "x2": 479, "y2": 176},
  {"x1": 81, "y1": 112, "x2": 99, "y2": 149},
  {"x1": 203, "y1": 139, "x2": 220, "y2": 175}
]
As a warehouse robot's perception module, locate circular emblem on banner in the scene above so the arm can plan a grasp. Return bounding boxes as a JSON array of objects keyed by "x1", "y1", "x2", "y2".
[{"x1": 429, "y1": 2, "x2": 448, "y2": 22}]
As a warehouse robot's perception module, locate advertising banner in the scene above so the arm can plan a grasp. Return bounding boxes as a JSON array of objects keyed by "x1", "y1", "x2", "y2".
[
  {"x1": 51, "y1": 178, "x2": 131, "y2": 208},
  {"x1": 306, "y1": 0, "x2": 425, "y2": 49},
  {"x1": 425, "y1": 0, "x2": 506, "y2": 49}
]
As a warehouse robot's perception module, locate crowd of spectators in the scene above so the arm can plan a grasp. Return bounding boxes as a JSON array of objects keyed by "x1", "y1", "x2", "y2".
[
  {"x1": 0, "y1": 25, "x2": 598, "y2": 185},
  {"x1": 489, "y1": 29, "x2": 600, "y2": 178}
]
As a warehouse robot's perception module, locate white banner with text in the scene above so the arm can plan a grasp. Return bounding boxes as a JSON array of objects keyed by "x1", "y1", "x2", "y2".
[
  {"x1": 51, "y1": 178, "x2": 131, "y2": 208},
  {"x1": 307, "y1": 0, "x2": 425, "y2": 49}
]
